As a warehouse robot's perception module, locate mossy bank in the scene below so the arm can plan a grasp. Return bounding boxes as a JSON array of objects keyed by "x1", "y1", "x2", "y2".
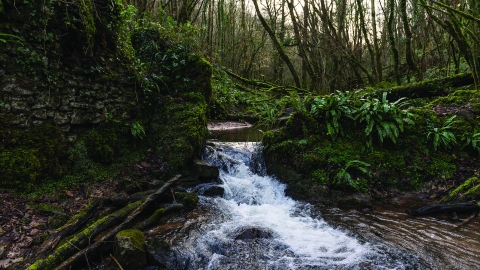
[
  {"x1": 262, "y1": 88, "x2": 480, "y2": 204},
  {"x1": 0, "y1": 0, "x2": 212, "y2": 193}
]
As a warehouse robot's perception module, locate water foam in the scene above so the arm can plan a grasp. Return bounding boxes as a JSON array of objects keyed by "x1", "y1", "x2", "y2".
[{"x1": 202, "y1": 142, "x2": 369, "y2": 267}]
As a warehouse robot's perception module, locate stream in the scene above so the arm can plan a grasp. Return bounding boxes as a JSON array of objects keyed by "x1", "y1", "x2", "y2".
[{"x1": 145, "y1": 127, "x2": 480, "y2": 270}]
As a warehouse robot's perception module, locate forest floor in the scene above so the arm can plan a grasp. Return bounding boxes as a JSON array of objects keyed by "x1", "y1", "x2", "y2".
[
  {"x1": 0, "y1": 148, "x2": 170, "y2": 269},
  {"x1": 0, "y1": 179, "x2": 124, "y2": 268}
]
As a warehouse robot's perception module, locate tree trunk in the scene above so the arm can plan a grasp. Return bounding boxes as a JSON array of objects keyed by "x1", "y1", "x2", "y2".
[
  {"x1": 388, "y1": 0, "x2": 401, "y2": 85},
  {"x1": 252, "y1": 0, "x2": 301, "y2": 88}
]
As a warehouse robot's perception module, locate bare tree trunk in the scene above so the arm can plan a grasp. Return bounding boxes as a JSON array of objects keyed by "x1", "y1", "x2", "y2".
[
  {"x1": 400, "y1": 0, "x2": 416, "y2": 75},
  {"x1": 371, "y1": 0, "x2": 383, "y2": 82},
  {"x1": 356, "y1": 0, "x2": 376, "y2": 84},
  {"x1": 388, "y1": 0, "x2": 401, "y2": 85},
  {"x1": 287, "y1": 0, "x2": 317, "y2": 90},
  {"x1": 252, "y1": 0, "x2": 302, "y2": 88}
]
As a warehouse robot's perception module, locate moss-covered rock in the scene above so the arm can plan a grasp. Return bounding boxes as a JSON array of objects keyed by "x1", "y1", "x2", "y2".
[
  {"x1": 0, "y1": 122, "x2": 69, "y2": 191},
  {"x1": 114, "y1": 229, "x2": 146, "y2": 270},
  {"x1": 174, "y1": 192, "x2": 198, "y2": 210}
]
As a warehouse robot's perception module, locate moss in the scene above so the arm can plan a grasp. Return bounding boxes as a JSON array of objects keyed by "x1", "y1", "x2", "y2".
[
  {"x1": 38, "y1": 203, "x2": 66, "y2": 216},
  {"x1": 430, "y1": 90, "x2": 480, "y2": 109},
  {"x1": 0, "y1": 122, "x2": 69, "y2": 191},
  {"x1": 440, "y1": 177, "x2": 480, "y2": 203},
  {"x1": 174, "y1": 192, "x2": 198, "y2": 210},
  {"x1": 0, "y1": 148, "x2": 41, "y2": 190},
  {"x1": 27, "y1": 201, "x2": 141, "y2": 270},
  {"x1": 146, "y1": 95, "x2": 207, "y2": 178},
  {"x1": 140, "y1": 207, "x2": 164, "y2": 228},
  {"x1": 116, "y1": 229, "x2": 145, "y2": 251},
  {"x1": 84, "y1": 127, "x2": 118, "y2": 163},
  {"x1": 56, "y1": 199, "x2": 98, "y2": 231},
  {"x1": 461, "y1": 184, "x2": 480, "y2": 201}
]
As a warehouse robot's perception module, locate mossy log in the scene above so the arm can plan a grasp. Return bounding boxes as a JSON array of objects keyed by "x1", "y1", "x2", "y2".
[
  {"x1": 26, "y1": 175, "x2": 182, "y2": 270},
  {"x1": 26, "y1": 201, "x2": 142, "y2": 270},
  {"x1": 361, "y1": 73, "x2": 474, "y2": 100},
  {"x1": 440, "y1": 177, "x2": 480, "y2": 204},
  {"x1": 407, "y1": 203, "x2": 480, "y2": 216},
  {"x1": 29, "y1": 198, "x2": 104, "y2": 263}
]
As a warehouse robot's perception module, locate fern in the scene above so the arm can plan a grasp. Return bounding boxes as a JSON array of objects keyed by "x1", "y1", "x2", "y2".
[
  {"x1": 427, "y1": 115, "x2": 458, "y2": 151},
  {"x1": 130, "y1": 121, "x2": 146, "y2": 139},
  {"x1": 310, "y1": 91, "x2": 355, "y2": 138},
  {"x1": 0, "y1": 33, "x2": 24, "y2": 45},
  {"x1": 333, "y1": 160, "x2": 371, "y2": 190},
  {"x1": 355, "y1": 92, "x2": 413, "y2": 148}
]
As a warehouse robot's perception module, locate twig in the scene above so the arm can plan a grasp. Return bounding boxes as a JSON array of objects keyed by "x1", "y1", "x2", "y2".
[
  {"x1": 109, "y1": 254, "x2": 124, "y2": 270},
  {"x1": 453, "y1": 212, "x2": 477, "y2": 230}
]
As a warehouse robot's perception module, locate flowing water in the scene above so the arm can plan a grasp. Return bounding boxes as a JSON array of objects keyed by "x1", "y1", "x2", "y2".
[{"x1": 145, "y1": 127, "x2": 480, "y2": 269}]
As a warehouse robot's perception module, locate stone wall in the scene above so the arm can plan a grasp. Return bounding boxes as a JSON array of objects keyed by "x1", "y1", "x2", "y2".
[
  {"x1": 0, "y1": 0, "x2": 137, "y2": 134},
  {"x1": 0, "y1": 0, "x2": 212, "y2": 190}
]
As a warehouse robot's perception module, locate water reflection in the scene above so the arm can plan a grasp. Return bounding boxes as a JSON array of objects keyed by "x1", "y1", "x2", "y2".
[{"x1": 208, "y1": 125, "x2": 264, "y2": 142}]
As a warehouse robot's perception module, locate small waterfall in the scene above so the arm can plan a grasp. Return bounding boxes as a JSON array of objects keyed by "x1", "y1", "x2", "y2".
[
  {"x1": 151, "y1": 141, "x2": 430, "y2": 269},
  {"x1": 199, "y1": 142, "x2": 368, "y2": 268}
]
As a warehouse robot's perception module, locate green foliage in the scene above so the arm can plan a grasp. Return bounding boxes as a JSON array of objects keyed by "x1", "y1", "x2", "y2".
[
  {"x1": 129, "y1": 121, "x2": 146, "y2": 139},
  {"x1": 427, "y1": 115, "x2": 458, "y2": 151},
  {"x1": 0, "y1": 32, "x2": 23, "y2": 45},
  {"x1": 462, "y1": 129, "x2": 480, "y2": 154},
  {"x1": 310, "y1": 91, "x2": 413, "y2": 147},
  {"x1": 333, "y1": 160, "x2": 371, "y2": 191},
  {"x1": 355, "y1": 92, "x2": 414, "y2": 148},
  {"x1": 310, "y1": 91, "x2": 355, "y2": 138},
  {"x1": 256, "y1": 104, "x2": 278, "y2": 130}
]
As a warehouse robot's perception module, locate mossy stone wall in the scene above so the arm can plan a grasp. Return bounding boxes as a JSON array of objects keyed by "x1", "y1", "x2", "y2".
[{"x1": 0, "y1": 2, "x2": 212, "y2": 191}]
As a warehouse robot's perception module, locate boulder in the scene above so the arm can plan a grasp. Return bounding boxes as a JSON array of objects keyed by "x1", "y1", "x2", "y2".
[
  {"x1": 146, "y1": 236, "x2": 177, "y2": 269},
  {"x1": 233, "y1": 226, "x2": 274, "y2": 241},
  {"x1": 192, "y1": 159, "x2": 219, "y2": 182},
  {"x1": 114, "y1": 229, "x2": 146, "y2": 270},
  {"x1": 199, "y1": 185, "x2": 224, "y2": 197}
]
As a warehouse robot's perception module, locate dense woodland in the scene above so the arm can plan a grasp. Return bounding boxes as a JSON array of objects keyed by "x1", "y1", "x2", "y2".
[{"x1": 122, "y1": 0, "x2": 480, "y2": 91}]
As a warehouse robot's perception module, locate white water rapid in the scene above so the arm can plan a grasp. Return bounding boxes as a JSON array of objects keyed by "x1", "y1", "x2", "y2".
[
  {"x1": 201, "y1": 142, "x2": 368, "y2": 268},
  {"x1": 153, "y1": 141, "x2": 429, "y2": 269}
]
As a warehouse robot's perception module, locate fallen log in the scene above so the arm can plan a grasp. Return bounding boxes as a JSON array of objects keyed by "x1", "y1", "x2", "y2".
[
  {"x1": 358, "y1": 73, "x2": 474, "y2": 101},
  {"x1": 30, "y1": 198, "x2": 104, "y2": 262},
  {"x1": 26, "y1": 200, "x2": 142, "y2": 270},
  {"x1": 407, "y1": 202, "x2": 480, "y2": 216},
  {"x1": 26, "y1": 174, "x2": 182, "y2": 270},
  {"x1": 53, "y1": 174, "x2": 181, "y2": 270}
]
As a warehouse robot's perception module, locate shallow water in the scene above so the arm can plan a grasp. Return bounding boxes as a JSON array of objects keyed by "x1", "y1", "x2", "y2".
[
  {"x1": 319, "y1": 204, "x2": 480, "y2": 269},
  {"x1": 208, "y1": 125, "x2": 263, "y2": 142}
]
